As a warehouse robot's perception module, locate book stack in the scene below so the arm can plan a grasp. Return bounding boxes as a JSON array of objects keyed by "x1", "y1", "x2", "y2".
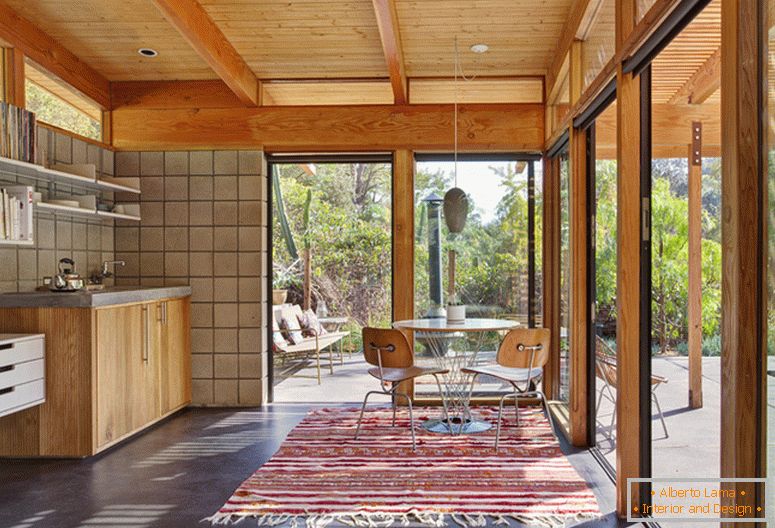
[
  {"x1": 0, "y1": 186, "x2": 34, "y2": 242},
  {"x1": 0, "y1": 103, "x2": 36, "y2": 163}
]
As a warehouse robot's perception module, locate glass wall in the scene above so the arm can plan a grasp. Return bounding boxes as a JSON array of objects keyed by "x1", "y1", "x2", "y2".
[
  {"x1": 582, "y1": 0, "x2": 616, "y2": 91},
  {"x1": 270, "y1": 159, "x2": 392, "y2": 401},
  {"x1": 413, "y1": 157, "x2": 542, "y2": 397},
  {"x1": 649, "y1": 7, "x2": 722, "y2": 517},
  {"x1": 592, "y1": 103, "x2": 618, "y2": 465},
  {"x1": 559, "y1": 152, "x2": 571, "y2": 403}
]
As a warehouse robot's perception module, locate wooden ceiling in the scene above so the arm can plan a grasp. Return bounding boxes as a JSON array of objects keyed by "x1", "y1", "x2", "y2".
[
  {"x1": 1, "y1": 0, "x2": 215, "y2": 81},
  {"x1": 0, "y1": 0, "x2": 723, "y2": 127},
  {"x1": 1, "y1": 0, "x2": 572, "y2": 84}
]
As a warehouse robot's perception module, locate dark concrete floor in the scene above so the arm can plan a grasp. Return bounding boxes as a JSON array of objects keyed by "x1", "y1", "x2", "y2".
[{"x1": 0, "y1": 405, "x2": 644, "y2": 528}]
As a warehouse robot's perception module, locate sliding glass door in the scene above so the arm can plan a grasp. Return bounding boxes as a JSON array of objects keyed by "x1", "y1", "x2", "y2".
[{"x1": 412, "y1": 155, "x2": 542, "y2": 399}]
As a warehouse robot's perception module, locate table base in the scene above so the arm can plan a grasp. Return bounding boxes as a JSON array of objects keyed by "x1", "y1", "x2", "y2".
[{"x1": 421, "y1": 416, "x2": 492, "y2": 435}]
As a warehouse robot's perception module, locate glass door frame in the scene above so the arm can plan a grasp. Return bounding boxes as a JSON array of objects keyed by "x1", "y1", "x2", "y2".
[{"x1": 265, "y1": 153, "x2": 395, "y2": 403}]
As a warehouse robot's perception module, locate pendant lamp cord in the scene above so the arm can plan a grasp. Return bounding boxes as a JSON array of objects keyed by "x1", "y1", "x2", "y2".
[
  {"x1": 454, "y1": 36, "x2": 459, "y2": 188},
  {"x1": 453, "y1": 37, "x2": 476, "y2": 188}
]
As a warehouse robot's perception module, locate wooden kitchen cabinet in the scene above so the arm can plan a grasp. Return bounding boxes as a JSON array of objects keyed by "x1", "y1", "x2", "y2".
[
  {"x1": 0, "y1": 294, "x2": 191, "y2": 457},
  {"x1": 95, "y1": 302, "x2": 163, "y2": 449},
  {"x1": 159, "y1": 298, "x2": 191, "y2": 415}
]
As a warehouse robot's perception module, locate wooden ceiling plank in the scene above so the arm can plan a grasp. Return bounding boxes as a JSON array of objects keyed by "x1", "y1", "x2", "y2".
[
  {"x1": 0, "y1": 3, "x2": 110, "y2": 109},
  {"x1": 151, "y1": 0, "x2": 259, "y2": 106},
  {"x1": 371, "y1": 0, "x2": 408, "y2": 104},
  {"x1": 546, "y1": 0, "x2": 592, "y2": 98},
  {"x1": 666, "y1": 46, "x2": 720, "y2": 105}
]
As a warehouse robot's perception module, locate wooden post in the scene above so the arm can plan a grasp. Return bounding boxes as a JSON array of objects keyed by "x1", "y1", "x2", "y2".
[
  {"x1": 688, "y1": 123, "x2": 703, "y2": 409},
  {"x1": 569, "y1": 125, "x2": 590, "y2": 448},
  {"x1": 615, "y1": 0, "x2": 643, "y2": 517},
  {"x1": 302, "y1": 248, "x2": 311, "y2": 311},
  {"x1": 542, "y1": 155, "x2": 561, "y2": 400},
  {"x1": 393, "y1": 150, "x2": 415, "y2": 397},
  {"x1": 2, "y1": 47, "x2": 25, "y2": 107},
  {"x1": 568, "y1": 39, "x2": 591, "y2": 447},
  {"x1": 720, "y1": 0, "x2": 766, "y2": 523}
]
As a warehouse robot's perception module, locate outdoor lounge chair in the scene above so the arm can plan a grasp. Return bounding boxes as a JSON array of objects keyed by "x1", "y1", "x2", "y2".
[
  {"x1": 595, "y1": 336, "x2": 669, "y2": 438},
  {"x1": 462, "y1": 328, "x2": 554, "y2": 452},
  {"x1": 273, "y1": 304, "x2": 349, "y2": 384}
]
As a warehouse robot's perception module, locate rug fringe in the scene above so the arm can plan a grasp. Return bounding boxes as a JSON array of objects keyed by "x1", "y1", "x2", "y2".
[{"x1": 202, "y1": 511, "x2": 600, "y2": 528}]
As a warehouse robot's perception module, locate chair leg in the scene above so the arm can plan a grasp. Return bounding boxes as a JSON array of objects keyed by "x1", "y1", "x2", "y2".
[
  {"x1": 652, "y1": 390, "x2": 669, "y2": 438},
  {"x1": 538, "y1": 391, "x2": 555, "y2": 437},
  {"x1": 316, "y1": 349, "x2": 321, "y2": 384},
  {"x1": 396, "y1": 392, "x2": 416, "y2": 452},
  {"x1": 432, "y1": 374, "x2": 452, "y2": 436},
  {"x1": 391, "y1": 387, "x2": 397, "y2": 427},
  {"x1": 355, "y1": 391, "x2": 376, "y2": 440},
  {"x1": 495, "y1": 393, "x2": 512, "y2": 453},
  {"x1": 512, "y1": 386, "x2": 520, "y2": 427},
  {"x1": 328, "y1": 346, "x2": 334, "y2": 374}
]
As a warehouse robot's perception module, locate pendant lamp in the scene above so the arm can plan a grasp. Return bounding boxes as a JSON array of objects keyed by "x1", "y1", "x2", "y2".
[{"x1": 443, "y1": 37, "x2": 470, "y2": 234}]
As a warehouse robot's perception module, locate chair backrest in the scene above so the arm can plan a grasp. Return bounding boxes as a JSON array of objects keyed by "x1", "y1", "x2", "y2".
[
  {"x1": 496, "y1": 328, "x2": 551, "y2": 369},
  {"x1": 361, "y1": 327, "x2": 413, "y2": 369},
  {"x1": 595, "y1": 336, "x2": 618, "y2": 389}
]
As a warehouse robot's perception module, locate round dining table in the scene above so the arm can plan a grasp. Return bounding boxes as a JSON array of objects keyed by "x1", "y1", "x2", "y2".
[{"x1": 392, "y1": 317, "x2": 518, "y2": 434}]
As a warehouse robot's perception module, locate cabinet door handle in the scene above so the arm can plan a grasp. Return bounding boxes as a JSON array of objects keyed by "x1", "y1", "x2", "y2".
[
  {"x1": 162, "y1": 302, "x2": 168, "y2": 325},
  {"x1": 142, "y1": 306, "x2": 150, "y2": 363}
]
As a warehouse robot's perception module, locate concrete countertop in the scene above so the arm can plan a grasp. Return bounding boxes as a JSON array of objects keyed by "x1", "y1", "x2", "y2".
[{"x1": 0, "y1": 285, "x2": 193, "y2": 308}]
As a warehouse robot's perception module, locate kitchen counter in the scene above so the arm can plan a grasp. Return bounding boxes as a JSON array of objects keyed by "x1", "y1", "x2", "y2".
[{"x1": 0, "y1": 285, "x2": 192, "y2": 308}]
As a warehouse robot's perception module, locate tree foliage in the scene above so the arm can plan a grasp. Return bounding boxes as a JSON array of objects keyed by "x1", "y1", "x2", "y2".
[{"x1": 25, "y1": 81, "x2": 100, "y2": 140}]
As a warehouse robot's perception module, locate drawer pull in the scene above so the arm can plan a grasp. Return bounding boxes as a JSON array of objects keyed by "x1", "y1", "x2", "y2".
[
  {"x1": 0, "y1": 386, "x2": 14, "y2": 396},
  {"x1": 0, "y1": 343, "x2": 13, "y2": 351},
  {"x1": 0, "y1": 365, "x2": 15, "y2": 373}
]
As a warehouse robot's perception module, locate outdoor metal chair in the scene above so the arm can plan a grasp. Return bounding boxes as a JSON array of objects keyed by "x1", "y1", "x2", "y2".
[
  {"x1": 461, "y1": 328, "x2": 554, "y2": 452},
  {"x1": 595, "y1": 336, "x2": 669, "y2": 439},
  {"x1": 355, "y1": 327, "x2": 450, "y2": 451}
]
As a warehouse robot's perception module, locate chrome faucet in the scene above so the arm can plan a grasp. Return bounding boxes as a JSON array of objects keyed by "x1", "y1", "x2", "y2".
[{"x1": 91, "y1": 260, "x2": 126, "y2": 284}]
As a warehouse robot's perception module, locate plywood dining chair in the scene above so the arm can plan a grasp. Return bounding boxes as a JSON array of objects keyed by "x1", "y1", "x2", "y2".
[
  {"x1": 462, "y1": 328, "x2": 553, "y2": 451},
  {"x1": 355, "y1": 327, "x2": 450, "y2": 451}
]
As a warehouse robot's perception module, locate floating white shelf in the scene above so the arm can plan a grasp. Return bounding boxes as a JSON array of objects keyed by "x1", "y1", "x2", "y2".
[
  {"x1": 0, "y1": 238, "x2": 34, "y2": 246},
  {"x1": 96, "y1": 210, "x2": 142, "y2": 222},
  {"x1": 0, "y1": 156, "x2": 140, "y2": 195},
  {"x1": 36, "y1": 202, "x2": 141, "y2": 222}
]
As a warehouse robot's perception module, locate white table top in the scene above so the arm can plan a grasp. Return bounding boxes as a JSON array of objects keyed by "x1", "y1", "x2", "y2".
[{"x1": 392, "y1": 318, "x2": 518, "y2": 333}]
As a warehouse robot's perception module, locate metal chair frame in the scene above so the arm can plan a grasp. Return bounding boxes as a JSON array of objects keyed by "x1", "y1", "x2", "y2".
[
  {"x1": 465, "y1": 342, "x2": 554, "y2": 452},
  {"x1": 594, "y1": 341, "x2": 669, "y2": 440},
  {"x1": 355, "y1": 340, "x2": 451, "y2": 452}
]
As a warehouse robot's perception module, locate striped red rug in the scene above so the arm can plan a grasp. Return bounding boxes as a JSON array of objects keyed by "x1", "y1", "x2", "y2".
[{"x1": 207, "y1": 407, "x2": 601, "y2": 527}]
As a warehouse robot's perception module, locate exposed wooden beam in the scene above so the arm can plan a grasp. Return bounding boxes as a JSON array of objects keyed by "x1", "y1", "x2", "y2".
[
  {"x1": 112, "y1": 103, "x2": 544, "y2": 152},
  {"x1": 720, "y1": 0, "x2": 766, "y2": 523},
  {"x1": 371, "y1": 0, "x2": 408, "y2": 104},
  {"x1": 0, "y1": 3, "x2": 110, "y2": 109},
  {"x1": 151, "y1": 0, "x2": 259, "y2": 107},
  {"x1": 668, "y1": 47, "x2": 721, "y2": 105},
  {"x1": 111, "y1": 80, "x2": 245, "y2": 110},
  {"x1": 2, "y1": 47, "x2": 25, "y2": 108},
  {"x1": 546, "y1": 0, "x2": 592, "y2": 100}
]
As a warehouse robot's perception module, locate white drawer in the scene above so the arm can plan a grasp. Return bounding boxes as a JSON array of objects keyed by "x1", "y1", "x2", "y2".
[
  {"x1": 0, "y1": 359, "x2": 44, "y2": 390},
  {"x1": 0, "y1": 337, "x2": 44, "y2": 368},
  {"x1": 0, "y1": 378, "x2": 45, "y2": 418}
]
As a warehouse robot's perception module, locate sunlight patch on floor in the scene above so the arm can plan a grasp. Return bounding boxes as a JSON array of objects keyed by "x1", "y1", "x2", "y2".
[{"x1": 76, "y1": 505, "x2": 174, "y2": 527}]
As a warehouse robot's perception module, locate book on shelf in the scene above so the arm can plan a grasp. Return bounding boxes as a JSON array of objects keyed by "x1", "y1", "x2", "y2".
[
  {"x1": 0, "y1": 102, "x2": 36, "y2": 163},
  {"x1": 0, "y1": 186, "x2": 34, "y2": 242}
]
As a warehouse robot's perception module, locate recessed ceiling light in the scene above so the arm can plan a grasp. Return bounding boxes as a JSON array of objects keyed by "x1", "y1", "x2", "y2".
[
  {"x1": 470, "y1": 44, "x2": 489, "y2": 54},
  {"x1": 138, "y1": 48, "x2": 158, "y2": 58}
]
